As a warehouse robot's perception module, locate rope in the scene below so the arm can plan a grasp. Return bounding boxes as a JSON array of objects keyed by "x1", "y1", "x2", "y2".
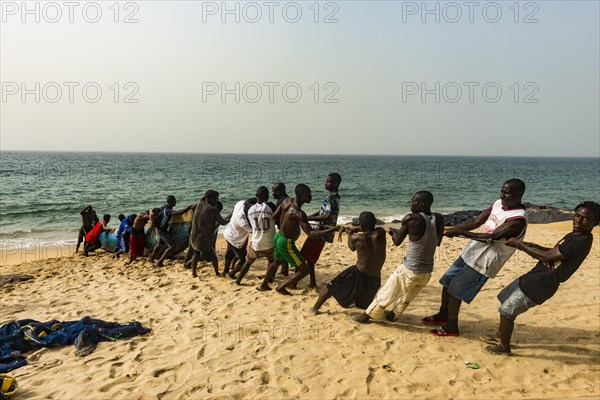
[{"x1": 454, "y1": 235, "x2": 507, "y2": 245}]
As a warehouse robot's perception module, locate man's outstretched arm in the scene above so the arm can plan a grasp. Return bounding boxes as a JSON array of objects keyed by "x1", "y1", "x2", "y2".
[
  {"x1": 445, "y1": 209, "x2": 491, "y2": 237},
  {"x1": 172, "y1": 204, "x2": 195, "y2": 216},
  {"x1": 450, "y1": 219, "x2": 526, "y2": 241},
  {"x1": 505, "y1": 237, "x2": 564, "y2": 264}
]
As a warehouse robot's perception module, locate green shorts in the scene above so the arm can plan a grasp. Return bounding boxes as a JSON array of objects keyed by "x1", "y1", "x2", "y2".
[{"x1": 273, "y1": 231, "x2": 305, "y2": 268}]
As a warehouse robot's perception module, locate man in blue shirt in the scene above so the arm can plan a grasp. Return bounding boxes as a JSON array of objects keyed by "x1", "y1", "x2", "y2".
[{"x1": 300, "y1": 173, "x2": 341, "y2": 288}]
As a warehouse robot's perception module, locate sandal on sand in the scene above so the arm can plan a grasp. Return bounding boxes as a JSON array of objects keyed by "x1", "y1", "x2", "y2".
[
  {"x1": 422, "y1": 315, "x2": 447, "y2": 325},
  {"x1": 485, "y1": 344, "x2": 511, "y2": 355},
  {"x1": 429, "y1": 326, "x2": 459, "y2": 337}
]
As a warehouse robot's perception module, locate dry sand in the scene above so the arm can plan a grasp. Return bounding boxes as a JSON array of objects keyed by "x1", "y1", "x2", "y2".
[{"x1": 1, "y1": 222, "x2": 599, "y2": 399}]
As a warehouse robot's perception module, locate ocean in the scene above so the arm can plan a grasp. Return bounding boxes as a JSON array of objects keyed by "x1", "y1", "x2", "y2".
[{"x1": 1, "y1": 152, "x2": 598, "y2": 247}]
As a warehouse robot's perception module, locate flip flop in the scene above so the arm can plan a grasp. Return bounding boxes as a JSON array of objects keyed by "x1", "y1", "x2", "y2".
[
  {"x1": 422, "y1": 315, "x2": 447, "y2": 325},
  {"x1": 429, "y1": 326, "x2": 460, "y2": 337}
]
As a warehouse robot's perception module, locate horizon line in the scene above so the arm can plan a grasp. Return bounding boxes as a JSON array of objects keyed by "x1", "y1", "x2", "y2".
[{"x1": 1, "y1": 149, "x2": 599, "y2": 159}]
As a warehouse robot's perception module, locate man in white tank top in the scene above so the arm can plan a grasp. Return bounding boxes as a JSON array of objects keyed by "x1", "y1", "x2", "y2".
[
  {"x1": 425, "y1": 179, "x2": 527, "y2": 337},
  {"x1": 353, "y1": 191, "x2": 444, "y2": 324}
]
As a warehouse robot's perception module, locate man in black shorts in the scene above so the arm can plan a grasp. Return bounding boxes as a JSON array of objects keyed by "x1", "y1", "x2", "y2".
[
  {"x1": 308, "y1": 211, "x2": 386, "y2": 314},
  {"x1": 485, "y1": 201, "x2": 599, "y2": 355}
]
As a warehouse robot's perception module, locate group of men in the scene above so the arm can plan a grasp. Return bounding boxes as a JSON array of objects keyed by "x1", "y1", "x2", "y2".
[
  {"x1": 184, "y1": 173, "x2": 343, "y2": 295},
  {"x1": 76, "y1": 177, "x2": 599, "y2": 355}
]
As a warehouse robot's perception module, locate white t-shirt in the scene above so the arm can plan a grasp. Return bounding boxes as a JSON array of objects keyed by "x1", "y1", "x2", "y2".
[
  {"x1": 223, "y1": 200, "x2": 252, "y2": 249},
  {"x1": 247, "y1": 202, "x2": 276, "y2": 251},
  {"x1": 461, "y1": 199, "x2": 527, "y2": 278}
]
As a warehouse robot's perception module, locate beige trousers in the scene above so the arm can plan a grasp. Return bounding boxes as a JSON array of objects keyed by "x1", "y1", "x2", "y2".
[{"x1": 366, "y1": 264, "x2": 431, "y2": 321}]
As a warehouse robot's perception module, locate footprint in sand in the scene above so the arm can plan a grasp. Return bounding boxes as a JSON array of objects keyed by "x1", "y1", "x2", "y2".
[
  {"x1": 261, "y1": 371, "x2": 270, "y2": 385},
  {"x1": 36, "y1": 359, "x2": 63, "y2": 370},
  {"x1": 365, "y1": 366, "x2": 375, "y2": 394},
  {"x1": 196, "y1": 345, "x2": 206, "y2": 359},
  {"x1": 109, "y1": 362, "x2": 124, "y2": 378},
  {"x1": 152, "y1": 367, "x2": 169, "y2": 378}
]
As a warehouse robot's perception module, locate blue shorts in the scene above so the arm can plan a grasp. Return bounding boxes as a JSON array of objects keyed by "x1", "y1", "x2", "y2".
[
  {"x1": 497, "y1": 278, "x2": 537, "y2": 321},
  {"x1": 439, "y1": 257, "x2": 488, "y2": 304}
]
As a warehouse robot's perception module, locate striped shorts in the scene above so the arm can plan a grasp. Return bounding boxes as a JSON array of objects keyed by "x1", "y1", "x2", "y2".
[{"x1": 273, "y1": 231, "x2": 305, "y2": 268}]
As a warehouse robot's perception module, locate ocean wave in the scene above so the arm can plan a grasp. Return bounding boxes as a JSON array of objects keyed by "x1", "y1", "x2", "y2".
[
  {"x1": 0, "y1": 228, "x2": 58, "y2": 239},
  {"x1": 0, "y1": 238, "x2": 76, "y2": 251}
]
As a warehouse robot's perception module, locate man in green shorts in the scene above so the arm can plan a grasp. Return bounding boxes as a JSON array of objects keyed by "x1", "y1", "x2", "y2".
[{"x1": 258, "y1": 184, "x2": 339, "y2": 295}]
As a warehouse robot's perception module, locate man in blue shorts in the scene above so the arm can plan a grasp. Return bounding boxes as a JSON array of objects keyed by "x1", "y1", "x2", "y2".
[{"x1": 424, "y1": 179, "x2": 528, "y2": 337}]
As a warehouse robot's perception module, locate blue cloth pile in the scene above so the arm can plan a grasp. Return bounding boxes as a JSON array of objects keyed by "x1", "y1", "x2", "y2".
[{"x1": 0, "y1": 317, "x2": 150, "y2": 372}]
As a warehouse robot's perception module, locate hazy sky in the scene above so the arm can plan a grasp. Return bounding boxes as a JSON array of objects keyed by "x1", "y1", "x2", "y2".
[{"x1": 1, "y1": 0, "x2": 599, "y2": 156}]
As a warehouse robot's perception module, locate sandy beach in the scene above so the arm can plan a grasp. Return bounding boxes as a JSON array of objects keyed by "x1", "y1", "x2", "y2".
[{"x1": 1, "y1": 221, "x2": 599, "y2": 399}]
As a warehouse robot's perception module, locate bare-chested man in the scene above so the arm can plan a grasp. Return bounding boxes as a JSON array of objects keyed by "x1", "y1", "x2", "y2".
[
  {"x1": 257, "y1": 184, "x2": 339, "y2": 295},
  {"x1": 190, "y1": 190, "x2": 230, "y2": 278},
  {"x1": 308, "y1": 211, "x2": 386, "y2": 314},
  {"x1": 76, "y1": 205, "x2": 99, "y2": 253}
]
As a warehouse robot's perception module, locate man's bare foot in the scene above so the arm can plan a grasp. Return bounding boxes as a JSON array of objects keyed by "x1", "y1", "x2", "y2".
[
  {"x1": 215, "y1": 272, "x2": 222, "y2": 277},
  {"x1": 276, "y1": 287, "x2": 292, "y2": 296},
  {"x1": 192, "y1": 272, "x2": 197, "y2": 278},
  {"x1": 307, "y1": 284, "x2": 319, "y2": 290},
  {"x1": 352, "y1": 313, "x2": 371, "y2": 324},
  {"x1": 257, "y1": 285, "x2": 271, "y2": 291},
  {"x1": 306, "y1": 307, "x2": 319, "y2": 315},
  {"x1": 480, "y1": 333, "x2": 501, "y2": 343},
  {"x1": 156, "y1": 262, "x2": 164, "y2": 267},
  {"x1": 485, "y1": 344, "x2": 511, "y2": 355}
]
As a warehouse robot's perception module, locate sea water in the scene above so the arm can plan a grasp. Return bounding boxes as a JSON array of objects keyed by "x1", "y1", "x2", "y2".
[{"x1": 1, "y1": 152, "x2": 598, "y2": 247}]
